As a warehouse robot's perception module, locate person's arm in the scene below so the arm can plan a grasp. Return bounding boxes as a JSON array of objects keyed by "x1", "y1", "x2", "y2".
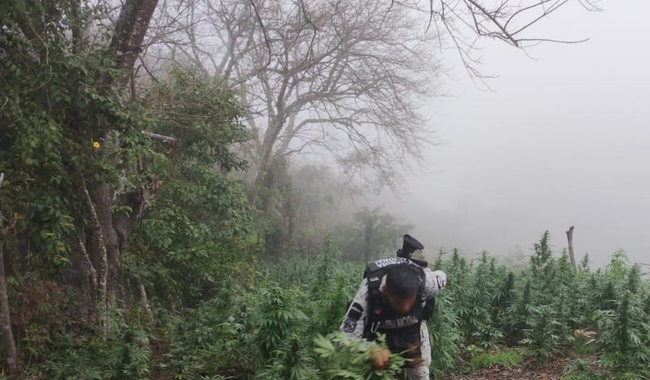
[
  {"x1": 339, "y1": 279, "x2": 389, "y2": 368},
  {"x1": 339, "y1": 278, "x2": 368, "y2": 340},
  {"x1": 422, "y1": 268, "x2": 447, "y2": 298}
]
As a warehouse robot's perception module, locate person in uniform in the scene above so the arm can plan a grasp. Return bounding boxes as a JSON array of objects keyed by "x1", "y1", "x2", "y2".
[{"x1": 340, "y1": 245, "x2": 446, "y2": 380}]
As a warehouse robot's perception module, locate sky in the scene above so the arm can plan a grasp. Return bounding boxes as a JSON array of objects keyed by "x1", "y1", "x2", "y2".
[{"x1": 379, "y1": 0, "x2": 650, "y2": 267}]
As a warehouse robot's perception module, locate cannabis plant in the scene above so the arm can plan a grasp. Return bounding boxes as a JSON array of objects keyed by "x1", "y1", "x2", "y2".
[
  {"x1": 314, "y1": 333, "x2": 406, "y2": 380},
  {"x1": 597, "y1": 291, "x2": 650, "y2": 379}
]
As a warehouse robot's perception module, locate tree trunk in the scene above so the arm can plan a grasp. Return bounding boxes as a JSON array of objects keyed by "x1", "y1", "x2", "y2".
[
  {"x1": 283, "y1": 187, "x2": 295, "y2": 253},
  {"x1": 0, "y1": 174, "x2": 18, "y2": 375},
  {"x1": 0, "y1": 240, "x2": 19, "y2": 376},
  {"x1": 83, "y1": 0, "x2": 160, "y2": 305},
  {"x1": 109, "y1": 0, "x2": 160, "y2": 72},
  {"x1": 139, "y1": 283, "x2": 154, "y2": 325},
  {"x1": 82, "y1": 182, "x2": 109, "y2": 338},
  {"x1": 363, "y1": 224, "x2": 373, "y2": 263},
  {"x1": 90, "y1": 183, "x2": 122, "y2": 298},
  {"x1": 250, "y1": 122, "x2": 283, "y2": 207},
  {"x1": 77, "y1": 235, "x2": 98, "y2": 323},
  {"x1": 250, "y1": 66, "x2": 289, "y2": 207},
  {"x1": 566, "y1": 226, "x2": 576, "y2": 270}
]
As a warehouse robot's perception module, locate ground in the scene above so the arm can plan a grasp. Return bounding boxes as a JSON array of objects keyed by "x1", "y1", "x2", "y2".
[
  {"x1": 443, "y1": 353, "x2": 600, "y2": 380},
  {"x1": 149, "y1": 337, "x2": 173, "y2": 380}
]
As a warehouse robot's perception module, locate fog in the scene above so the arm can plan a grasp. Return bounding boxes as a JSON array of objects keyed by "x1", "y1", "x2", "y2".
[{"x1": 379, "y1": 0, "x2": 650, "y2": 267}]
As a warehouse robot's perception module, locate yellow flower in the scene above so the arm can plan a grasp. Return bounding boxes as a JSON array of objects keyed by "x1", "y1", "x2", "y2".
[{"x1": 93, "y1": 141, "x2": 100, "y2": 149}]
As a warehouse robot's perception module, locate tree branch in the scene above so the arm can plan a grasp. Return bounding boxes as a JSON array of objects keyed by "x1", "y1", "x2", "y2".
[{"x1": 141, "y1": 130, "x2": 178, "y2": 144}]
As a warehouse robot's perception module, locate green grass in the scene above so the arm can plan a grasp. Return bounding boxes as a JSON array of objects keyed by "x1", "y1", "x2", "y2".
[{"x1": 468, "y1": 346, "x2": 525, "y2": 370}]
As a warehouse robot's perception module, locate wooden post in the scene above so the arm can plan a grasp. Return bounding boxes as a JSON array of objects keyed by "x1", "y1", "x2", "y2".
[{"x1": 566, "y1": 226, "x2": 576, "y2": 270}]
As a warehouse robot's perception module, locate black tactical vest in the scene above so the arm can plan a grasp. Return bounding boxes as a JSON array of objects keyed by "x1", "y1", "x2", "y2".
[{"x1": 362, "y1": 258, "x2": 426, "y2": 362}]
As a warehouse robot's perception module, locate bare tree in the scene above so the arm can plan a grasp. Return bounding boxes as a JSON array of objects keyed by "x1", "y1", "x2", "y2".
[
  {"x1": 403, "y1": 0, "x2": 600, "y2": 79},
  {"x1": 148, "y1": 0, "x2": 441, "y2": 202},
  {"x1": 145, "y1": 0, "x2": 598, "y2": 203}
]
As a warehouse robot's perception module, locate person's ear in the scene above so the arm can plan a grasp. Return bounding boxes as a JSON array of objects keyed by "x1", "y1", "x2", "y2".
[{"x1": 381, "y1": 287, "x2": 388, "y2": 296}]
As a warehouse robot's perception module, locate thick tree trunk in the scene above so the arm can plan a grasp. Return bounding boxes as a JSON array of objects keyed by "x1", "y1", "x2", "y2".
[
  {"x1": 84, "y1": 0, "x2": 159, "y2": 305},
  {"x1": 250, "y1": 122, "x2": 283, "y2": 207},
  {"x1": 0, "y1": 240, "x2": 19, "y2": 375},
  {"x1": 250, "y1": 70, "x2": 290, "y2": 208},
  {"x1": 0, "y1": 174, "x2": 18, "y2": 374},
  {"x1": 566, "y1": 226, "x2": 576, "y2": 270},
  {"x1": 109, "y1": 0, "x2": 160, "y2": 72}
]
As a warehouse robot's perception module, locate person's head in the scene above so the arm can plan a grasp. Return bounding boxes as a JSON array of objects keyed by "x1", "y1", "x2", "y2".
[{"x1": 382, "y1": 265, "x2": 421, "y2": 315}]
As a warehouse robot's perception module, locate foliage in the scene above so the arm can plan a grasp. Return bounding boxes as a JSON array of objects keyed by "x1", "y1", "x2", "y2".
[
  {"x1": 27, "y1": 326, "x2": 151, "y2": 380},
  {"x1": 126, "y1": 68, "x2": 256, "y2": 307},
  {"x1": 0, "y1": 0, "x2": 151, "y2": 274},
  {"x1": 521, "y1": 305, "x2": 562, "y2": 359},
  {"x1": 0, "y1": 1, "x2": 624, "y2": 380},
  {"x1": 427, "y1": 293, "x2": 462, "y2": 378},
  {"x1": 9, "y1": 209, "x2": 650, "y2": 380},
  {"x1": 165, "y1": 296, "x2": 255, "y2": 379},
  {"x1": 314, "y1": 333, "x2": 406, "y2": 380},
  {"x1": 0, "y1": 5, "x2": 646, "y2": 376},
  {"x1": 159, "y1": 232, "x2": 650, "y2": 380},
  {"x1": 597, "y1": 290, "x2": 650, "y2": 379},
  {"x1": 254, "y1": 283, "x2": 309, "y2": 360}
]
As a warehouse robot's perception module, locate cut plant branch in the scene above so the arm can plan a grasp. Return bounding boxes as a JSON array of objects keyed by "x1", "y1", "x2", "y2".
[{"x1": 142, "y1": 130, "x2": 178, "y2": 144}]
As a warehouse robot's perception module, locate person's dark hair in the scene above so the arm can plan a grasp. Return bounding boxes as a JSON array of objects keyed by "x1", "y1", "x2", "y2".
[{"x1": 385, "y1": 265, "x2": 421, "y2": 298}]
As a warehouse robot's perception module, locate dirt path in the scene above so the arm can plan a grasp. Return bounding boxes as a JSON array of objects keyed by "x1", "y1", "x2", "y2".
[{"x1": 149, "y1": 338, "x2": 174, "y2": 380}]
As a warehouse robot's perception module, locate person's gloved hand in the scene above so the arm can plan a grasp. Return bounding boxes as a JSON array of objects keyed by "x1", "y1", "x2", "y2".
[{"x1": 370, "y1": 347, "x2": 390, "y2": 369}]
